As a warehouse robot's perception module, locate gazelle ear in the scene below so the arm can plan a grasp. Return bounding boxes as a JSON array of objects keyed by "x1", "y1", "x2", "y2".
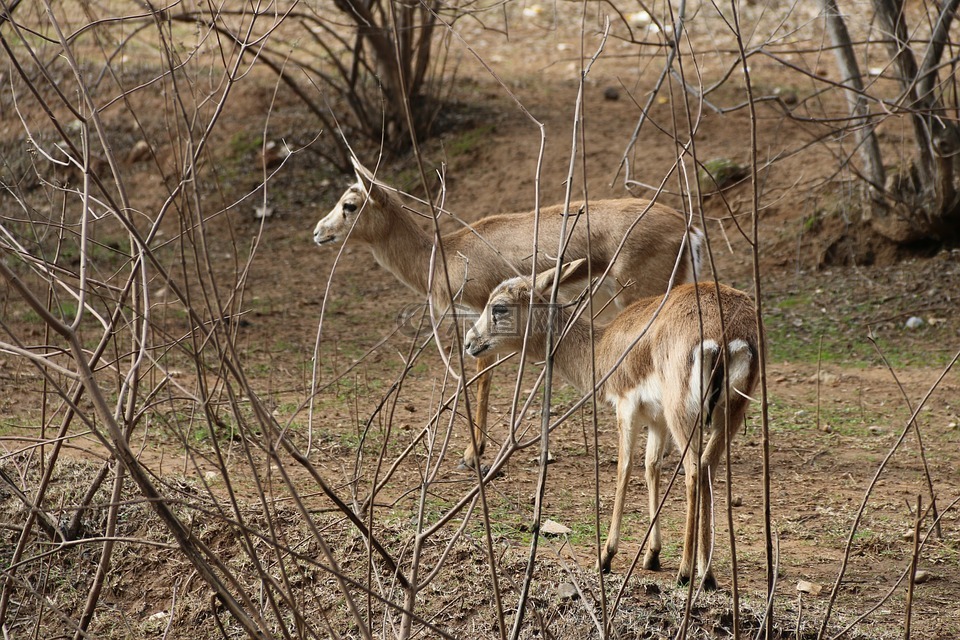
[
  {"x1": 533, "y1": 258, "x2": 587, "y2": 294},
  {"x1": 351, "y1": 157, "x2": 376, "y2": 186},
  {"x1": 351, "y1": 158, "x2": 390, "y2": 204}
]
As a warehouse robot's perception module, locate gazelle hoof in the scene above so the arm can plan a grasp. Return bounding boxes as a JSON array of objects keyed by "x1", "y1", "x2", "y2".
[
  {"x1": 598, "y1": 550, "x2": 615, "y2": 574},
  {"x1": 701, "y1": 574, "x2": 718, "y2": 591},
  {"x1": 457, "y1": 459, "x2": 492, "y2": 477},
  {"x1": 643, "y1": 550, "x2": 661, "y2": 572}
]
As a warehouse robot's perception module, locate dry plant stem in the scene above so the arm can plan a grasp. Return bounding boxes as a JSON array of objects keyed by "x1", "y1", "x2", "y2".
[
  {"x1": 387, "y1": 7, "x2": 504, "y2": 634},
  {"x1": 729, "y1": 1, "x2": 776, "y2": 635},
  {"x1": 689, "y1": 157, "x2": 745, "y2": 637},
  {"x1": 816, "y1": 348, "x2": 960, "y2": 640},
  {"x1": 574, "y1": 9, "x2": 609, "y2": 634},
  {"x1": 754, "y1": 532, "x2": 782, "y2": 640},
  {"x1": 72, "y1": 462, "x2": 124, "y2": 640},
  {"x1": 796, "y1": 592, "x2": 803, "y2": 640},
  {"x1": 0, "y1": 290, "x2": 141, "y2": 624},
  {"x1": 903, "y1": 495, "x2": 922, "y2": 640},
  {"x1": 827, "y1": 494, "x2": 959, "y2": 639},
  {"x1": 212, "y1": 387, "x2": 310, "y2": 640},
  {"x1": 666, "y1": 19, "x2": 705, "y2": 640},
  {"x1": 816, "y1": 336, "x2": 823, "y2": 432},
  {"x1": 0, "y1": 263, "x2": 273, "y2": 638},
  {"x1": 0, "y1": 468, "x2": 61, "y2": 541},
  {"x1": 508, "y1": 19, "x2": 609, "y2": 640},
  {"x1": 224, "y1": 351, "x2": 373, "y2": 637},
  {"x1": 680, "y1": 55, "x2": 745, "y2": 630},
  {"x1": 363, "y1": 323, "x2": 434, "y2": 632},
  {"x1": 618, "y1": 0, "x2": 687, "y2": 184},
  {"x1": 0, "y1": 14, "x2": 160, "y2": 613},
  {"x1": 868, "y1": 337, "x2": 942, "y2": 538}
]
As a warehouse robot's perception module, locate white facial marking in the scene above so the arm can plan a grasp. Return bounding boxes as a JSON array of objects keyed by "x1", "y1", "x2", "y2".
[{"x1": 313, "y1": 183, "x2": 364, "y2": 246}]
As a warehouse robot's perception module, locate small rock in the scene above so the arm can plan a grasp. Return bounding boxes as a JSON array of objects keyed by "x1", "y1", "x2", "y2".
[
  {"x1": 811, "y1": 371, "x2": 839, "y2": 386},
  {"x1": 557, "y1": 582, "x2": 579, "y2": 601},
  {"x1": 541, "y1": 519, "x2": 572, "y2": 536},
  {"x1": 731, "y1": 495, "x2": 743, "y2": 507},
  {"x1": 868, "y1": 425, "x2": 883, "y2": 435},
  {"x1": 254, "y1": 205, "x2": 273, "y2": 219},
  {"x1": 126, "y1": 139, "x2": 151, "y2": 163},
  {"x1": 203, "y1": 471, "x2": 219, "y2": 482},
  {"x1": 913, "y1": 569, "x2": 933, "y2": 584},
  {"x1": 531, "y1": 451, "x2": 556, "y2": 465},
  {"x1": 902, "y1": 530, "x2": 916, "y2": 541},
  {"x1": 627, "y1": 10, "x2": 651, "y2": 26},
  {"x1": 905, "y1": 316, "x2": 924, "y2": 330},
  {"x1": 947, "y1": 421, "x2": 957, "y2": 430},
  {"x1": 603, "y1": 87, "x2": 620, "y2": 101},
  {"x1": 820, "y1": 424, "x2": 832, "y2": 433},
  {"x1": 796, "y1": 580, "x2": 823, "y2": 595},
  {"x1": 404, "y1": 404, "x2": 417, "y2": 413},
  {"x1": 781, "y1": 90, "x2": 799, "y2": 106}
]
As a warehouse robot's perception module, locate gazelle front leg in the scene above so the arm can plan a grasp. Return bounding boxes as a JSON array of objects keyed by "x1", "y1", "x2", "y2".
[
  {"x1": 461, "y1": 355, "x2": 492, "y2": 470},
  {"x1": 600, "y1": 402, "x2": 642, "y2": 572}
]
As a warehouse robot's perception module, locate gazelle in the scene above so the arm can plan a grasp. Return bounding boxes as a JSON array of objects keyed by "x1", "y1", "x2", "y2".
[
  {"x1": 464, "y1": 260, "x2": 760, "y2": 588},
  {"x1": 313, "y1": 159, "x2": 704, "y2": 470}
]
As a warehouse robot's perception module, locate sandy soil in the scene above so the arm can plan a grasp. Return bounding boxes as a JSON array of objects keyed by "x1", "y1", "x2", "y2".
[{"x1": 1, "y1": 1, "x2": 959, "y2": 638}]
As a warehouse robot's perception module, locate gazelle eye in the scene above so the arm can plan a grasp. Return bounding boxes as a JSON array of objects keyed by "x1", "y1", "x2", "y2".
[
  {"x1": 342, "y1": 202, "x2": 358, "y2": 215},
  {"x1": 491, "y1": 304, "x2": 509, "y2": 319}
]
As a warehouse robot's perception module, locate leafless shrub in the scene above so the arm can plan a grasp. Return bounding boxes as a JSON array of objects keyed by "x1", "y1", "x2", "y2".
[{"x1": 1, "y1": 1, "x2": 957, "y2": 639}]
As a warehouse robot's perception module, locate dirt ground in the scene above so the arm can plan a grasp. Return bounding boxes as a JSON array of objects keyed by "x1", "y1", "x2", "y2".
[{"x1": 1, "y1": 1, "x2": 960, "y2": 638}]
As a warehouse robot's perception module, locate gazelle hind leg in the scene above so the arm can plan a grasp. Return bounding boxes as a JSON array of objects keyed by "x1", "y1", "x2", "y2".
[
  {"x1": 600, "y1": 401, "x2": 643, "y2": 572},
  {"x1": 696, "y1": 397, "x2": 749, "y2": 590},
  {"x1": 677, "y1": 441, "x2": 702, "y2": 586}
]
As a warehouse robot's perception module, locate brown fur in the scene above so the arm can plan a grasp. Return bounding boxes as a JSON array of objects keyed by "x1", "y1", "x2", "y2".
[
  {"x1": 314, "y1": 160, "x2": 704, "y2": 468},
  {"x1": 465, "y1": 268, "x2": 760, "y2": 588}
]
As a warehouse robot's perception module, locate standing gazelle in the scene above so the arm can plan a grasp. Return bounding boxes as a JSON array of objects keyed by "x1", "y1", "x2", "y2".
[
  {"x1": 464, "y1": 260, "x2": 760, "y2": 588},
  {"x1": 314, "y1": 159, "x2": 703, "y2": 470}
]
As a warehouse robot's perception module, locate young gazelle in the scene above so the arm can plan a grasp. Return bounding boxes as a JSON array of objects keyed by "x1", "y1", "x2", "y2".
[
  {"x1": 464, "y1": 260, "x2": 760, "y2": 588},
  {"x1": 313, "y1": 159, "x2": 703, "y2": 470}
]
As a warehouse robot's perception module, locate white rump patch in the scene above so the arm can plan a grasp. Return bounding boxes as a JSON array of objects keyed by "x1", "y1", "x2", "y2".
[
  {"x1": 687, "y1": 340, "x2": 720, "y2": 416},
  {"x1": 725, "y1": 338, "x2": 754, "y2": 390}
]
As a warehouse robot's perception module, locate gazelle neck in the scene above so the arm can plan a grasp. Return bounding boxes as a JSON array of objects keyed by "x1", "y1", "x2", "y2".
[
  {"x1": 546, "y1": 308, "x2": 607, "y2": 393},
  {"x1": 370, "y1": 207, "x2": 436, "y2": 297}
]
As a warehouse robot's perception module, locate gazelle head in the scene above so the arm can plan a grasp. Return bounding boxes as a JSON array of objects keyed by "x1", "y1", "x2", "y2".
[
  {"x1": 313, "y1": 159, "x2": 394, "y2": 247},
  {"x1": 464, "y1": 259, "x2": 586, "y2": 358}
]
